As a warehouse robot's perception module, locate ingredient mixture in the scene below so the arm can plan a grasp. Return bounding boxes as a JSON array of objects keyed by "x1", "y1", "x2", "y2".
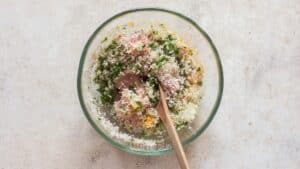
[{"x1": 94, "y1": 23, "x2": 203, "y2": 137}]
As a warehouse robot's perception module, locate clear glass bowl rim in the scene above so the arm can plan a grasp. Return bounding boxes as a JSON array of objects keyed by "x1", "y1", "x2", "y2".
[{"x1": 77, "y1": 7, "x2": 224, "y2": 156}]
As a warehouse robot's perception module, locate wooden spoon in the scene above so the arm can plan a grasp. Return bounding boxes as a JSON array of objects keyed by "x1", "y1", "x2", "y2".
[{"x1": 156, "y1": 85, "x2": 190, "y2": 169}]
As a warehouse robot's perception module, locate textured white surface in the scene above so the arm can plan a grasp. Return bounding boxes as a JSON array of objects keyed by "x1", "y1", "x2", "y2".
[{"x1": 1, "y1": 0, "x2": 300, "y2": 169}]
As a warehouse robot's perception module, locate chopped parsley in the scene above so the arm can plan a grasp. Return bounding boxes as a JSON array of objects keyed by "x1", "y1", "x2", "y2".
[
  {"x1": 155, "y1": 55, "x2": 169, "y2": 67},
  {"x1": 101, "y1": 37, "x2": 108, "y2": 43},
  {"x1": 105, "y1": 40, "x2": 118, "y2": 52},
  {"x1": 111, "y1": 62, "x2": 124, "y2": 78}
]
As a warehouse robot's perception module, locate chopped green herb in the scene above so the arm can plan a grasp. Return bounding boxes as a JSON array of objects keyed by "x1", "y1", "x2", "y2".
[
  {"x1": 111, "y1": 62, "x2": 123, "y2": 77},
  {"x1": 167, "y1": 34, "x2": 176, "y2": 41},
  {"x1": 105, "y1": 40, "x2": 118, "y2": 52},
  {"x1": 149, "y1": 42, "x2": 158, "y2": 50},
  {"x1": 179, "y1": 69, "x2": 187, "y2": 76},
  {"x1": 155, "y1": 55, "x2": 169, "y2": 67},
  {"x1": 141, "y1": 130, "x2": 149, "y2": 138},
  {"x1": 169, "y1": 105, "x2": 176, "y2": 112},
  {"x1": 100, "y1": 88, "x2": 115, "y2": 104},
  {"x1": 163, "y1": 42, "x2": 178, "y2": 55},
  {"x1": 148, "y1": 75, "x2": 158, "y2": 85},
  {"x1": 176, "y1": 121, "x2": 188, "y2": 130},
  {"x1": 150, "y1": 97, "x2": 159, "y2": 105},
  {"x1": 156, "y1": 38, "x2": 165, "y2": 45},
  {"x1": 101, "y1": 37, "x2": 108, "y2": 43},
  {"x1": 197, "y1": 81, "x2": 203, "y2": 86},
  {"x1": 136, "y1": 101, "x2": 143, "y2": 111}
]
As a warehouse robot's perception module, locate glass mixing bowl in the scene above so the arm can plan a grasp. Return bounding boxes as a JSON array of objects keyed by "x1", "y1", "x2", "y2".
[{"x1": 77, "y1": 8, "x2": 223, "y2": 155}]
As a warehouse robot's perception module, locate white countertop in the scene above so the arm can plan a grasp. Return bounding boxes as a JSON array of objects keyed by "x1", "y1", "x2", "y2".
[{"x1": 1, "y1": 1, "x2": 299, "y2": 169}]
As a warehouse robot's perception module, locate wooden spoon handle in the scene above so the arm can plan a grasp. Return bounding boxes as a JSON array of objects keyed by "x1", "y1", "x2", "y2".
[{"x1": 158, "y1": 86, "x2": 190, "y2": 169}]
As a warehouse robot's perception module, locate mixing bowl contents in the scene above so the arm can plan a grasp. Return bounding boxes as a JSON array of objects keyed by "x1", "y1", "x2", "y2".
[{"x1": 93, "y1": 23, "x2": 204, "y2": 138}]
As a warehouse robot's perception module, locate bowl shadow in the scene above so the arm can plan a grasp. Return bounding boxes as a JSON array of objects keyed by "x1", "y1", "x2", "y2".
[{"x1": 83, "y1": 125, "x2": 218, "y2": 169}]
